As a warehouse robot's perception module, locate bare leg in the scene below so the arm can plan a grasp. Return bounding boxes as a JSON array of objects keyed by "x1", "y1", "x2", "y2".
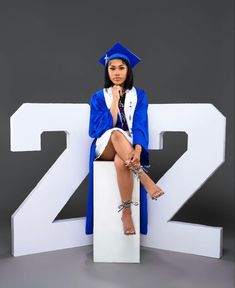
[
  {"x1": 98, "y1": 130, "x2": 132, "y2": 161},
  {"x1": 98, "y1": 138, "x2": 116, "y2": 161},
  {"x1": 98, "y1": 132, "x2": 136, "y2": 234},
  {"x1": 114, "y1": 153, "x2": 135, "y2": 234},
  {"x1": 102, "y1": 131, "x2": 164, "y2": 198},
  {"x1": 97, "y1": 130, "x2": 163, "y2": 234},
  {"x1": 114, "y1": 154, "x2": 133, "y2": 202},
  {"x1": 99, "y1": 130, "x2": 163, "y2": 198}
]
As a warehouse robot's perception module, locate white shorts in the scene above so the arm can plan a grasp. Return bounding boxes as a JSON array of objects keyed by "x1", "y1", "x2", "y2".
[{"x1": 95, "y1": 128, "x2": 133, "y2": 159}]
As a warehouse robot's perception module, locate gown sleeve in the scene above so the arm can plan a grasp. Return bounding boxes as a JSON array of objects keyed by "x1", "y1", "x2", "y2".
[
  {"x1": 89, "y1": 91, "x2": 114, "y2": 138},
  {"x1": 132, "y1": 89, "x2": 149, "y2": 154},
  {"x1": 132, "y1": 89, "x2": 149, "y2": 234}
]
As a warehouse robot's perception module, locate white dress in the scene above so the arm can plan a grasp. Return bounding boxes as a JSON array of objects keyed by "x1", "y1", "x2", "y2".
[{"x1": 94, "y1": 87, "x2": 138, "y2": 159}]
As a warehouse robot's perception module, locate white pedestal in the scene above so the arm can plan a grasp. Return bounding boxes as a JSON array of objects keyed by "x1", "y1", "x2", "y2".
[{"x1": 93, "y1": 161, "x2": 140, "y2": 263}]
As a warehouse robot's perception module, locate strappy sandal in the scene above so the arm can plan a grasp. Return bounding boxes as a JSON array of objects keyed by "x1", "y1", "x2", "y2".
[
  {"x1": 118, "y1": 200, "x2": 138, "y2": 235},
  {"x1": 124, "y1": 161, "x2": 147, "y2": 181},
  {"x1": 127, "y1": 164, "x2": 165, "y2": 200},
  {"x1": 150, "y1": 189, "x2": 165, "y2": 200}
]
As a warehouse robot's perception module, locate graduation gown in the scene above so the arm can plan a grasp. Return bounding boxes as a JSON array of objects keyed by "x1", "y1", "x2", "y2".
[{"x1": 85, "y1": 86, "x2": 149, "y2": 235}]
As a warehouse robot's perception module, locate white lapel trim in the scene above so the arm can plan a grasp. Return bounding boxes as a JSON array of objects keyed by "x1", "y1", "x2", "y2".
[
  {"x1": 103, "y1": 87, "x2": 113, "y2": 108},
  {"x1": 124, "y1": 87, "x2": 137, "y2": 136},
  {"x1": 103, "y1": 86, "x2": 137, "y2": 136}
]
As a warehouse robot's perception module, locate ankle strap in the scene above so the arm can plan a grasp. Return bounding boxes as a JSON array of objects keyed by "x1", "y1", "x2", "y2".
[
  {"x1": 129, "y1": 165, "x2": 148, "y2": 181},
  {"x1": 118, "y1": 200, "x2": 139, "y2": 212}
]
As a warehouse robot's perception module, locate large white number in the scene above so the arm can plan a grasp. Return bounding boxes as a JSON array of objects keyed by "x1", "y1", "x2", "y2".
[
  {"x1": 10, "y1": 103, "x2": 92, "y2": 256},
  {"x1": 10, "y1": 103, "x2": 226, "y2": 258},
  {"x1": 141, "y1": 104, "x2": 226, "y2": 258}
]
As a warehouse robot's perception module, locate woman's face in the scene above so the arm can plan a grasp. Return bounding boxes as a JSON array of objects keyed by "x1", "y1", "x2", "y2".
[{"x1": 107, "y1": 58, "x2": 128, "y2": 87}]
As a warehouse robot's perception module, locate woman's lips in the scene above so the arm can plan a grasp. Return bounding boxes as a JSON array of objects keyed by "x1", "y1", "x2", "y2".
[{"x1": 113, "y1": 78, "x2": 121, "y2": 81}]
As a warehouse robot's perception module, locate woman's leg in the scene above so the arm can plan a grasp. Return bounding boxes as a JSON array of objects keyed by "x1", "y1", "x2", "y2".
[
  {"x1": 98, "y1": 133, "x2": 134, "y2": 203},
  {"x1": 99, "y1": 130, "x2": 163, "y2": 198},
  {"x1": 98, "y1": 130, "x2": 132, "y2": 161},
  {"x1": 114, "y1": 154, "x2": 133, "y2": 202},
  {"x1": 114, "y1": 153, "x2": 135, "y2": 234},
  {"x1": 98, "y1": 131, "x2": 135, "y2": 234},
  {"x1": 97, "y1": 130, "x2": 163, "y2": 234}
]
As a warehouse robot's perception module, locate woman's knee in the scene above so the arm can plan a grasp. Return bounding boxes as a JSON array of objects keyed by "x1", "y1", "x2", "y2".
[{"x1": 110, "y1": 130, "x2": 124, "y2": 143}]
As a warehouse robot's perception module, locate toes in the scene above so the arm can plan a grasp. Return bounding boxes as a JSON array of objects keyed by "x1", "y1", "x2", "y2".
[
  {"x1": 151, "y1": 190, "x2": 165, "y2": 200},
  {"x1": 121, "y1": 214, "x2": 136, "y2": 235},
  {"x1": 125, "y1": 230, "x2": 136, "y2": 235}
]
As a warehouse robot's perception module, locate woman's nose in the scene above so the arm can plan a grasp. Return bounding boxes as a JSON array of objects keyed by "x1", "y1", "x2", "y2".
[{"x1": 114, "y1": 70, "x2": 120, "y2": 76}]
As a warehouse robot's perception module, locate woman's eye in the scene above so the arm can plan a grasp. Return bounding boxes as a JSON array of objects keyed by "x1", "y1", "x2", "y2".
[{"x1": 109, "y1": 66, "x2": 126, "y2": 71}]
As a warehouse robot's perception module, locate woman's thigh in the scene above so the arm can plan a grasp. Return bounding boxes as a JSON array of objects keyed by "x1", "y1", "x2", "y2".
[
  {"x1": 97, "y1": 130, "x2": 133, "y2": 161},
  {"x1": 98, "y1": 138, "x2": 116, "y2": 161}
]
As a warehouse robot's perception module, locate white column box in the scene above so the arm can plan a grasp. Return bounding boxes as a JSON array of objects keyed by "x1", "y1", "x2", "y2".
[{"x1": 93, "y1": 161, "x2": 140, "y2": 263}]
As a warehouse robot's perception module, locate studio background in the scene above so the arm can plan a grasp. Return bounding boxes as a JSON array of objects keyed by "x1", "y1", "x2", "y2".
[{"x1": 0, "y1": 0, "x2": 234, "y2": 251}]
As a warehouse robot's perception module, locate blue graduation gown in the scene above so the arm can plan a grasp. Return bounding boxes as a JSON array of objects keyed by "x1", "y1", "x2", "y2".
[{"x1": 85, "y1": 87, "x2": 149, "y2": 235}]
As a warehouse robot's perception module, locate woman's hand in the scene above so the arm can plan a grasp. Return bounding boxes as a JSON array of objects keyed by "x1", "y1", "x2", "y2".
[
  {"x1": 112, "y1": 85, "x2": 123, "y2": 103},
  {"x1": 110, "y1": 85, "x2": 123, "y2": 126},
  {"x1": 125, "y1": 145, "x2": 142, "y2": 169}
]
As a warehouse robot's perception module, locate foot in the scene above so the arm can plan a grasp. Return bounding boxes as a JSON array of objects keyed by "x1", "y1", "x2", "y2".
[
  {"x1": 121, "y1": 208, "x2": 136, "y2": 235},
  {"x1": 140, "y1": 173, "x2": 165, "y2": 200},
  {"x1": 127, "y1": 164, "x2": 165, "y2": 200},
  {"x1": 150, "y1": 186, "x2": 165, "y2": 200}
]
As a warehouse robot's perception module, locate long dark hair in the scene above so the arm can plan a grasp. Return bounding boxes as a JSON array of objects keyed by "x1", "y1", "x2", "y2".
[{"x1": 104, "y1": 58, "x2": 134, "y2": 90}]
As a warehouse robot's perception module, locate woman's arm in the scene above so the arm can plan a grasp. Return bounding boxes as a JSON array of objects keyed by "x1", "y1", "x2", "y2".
[
  {"x1": 109, "y1": 97, "x2": 119, "y2": 126},
  {"x1": 130, "y1": 89, "x2": 149, "y2": 166},
  {"x1": 109, "y1": 85, "x2": 123, "y2": 126},
  {"x1": 132, "y1": 89, "x2": 149, "y2": 151}
]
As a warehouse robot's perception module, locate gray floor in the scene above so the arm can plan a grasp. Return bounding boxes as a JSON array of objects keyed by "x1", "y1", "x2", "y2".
[{"x1": 0, "y1": 218, "x2": 234, "y2": 288}]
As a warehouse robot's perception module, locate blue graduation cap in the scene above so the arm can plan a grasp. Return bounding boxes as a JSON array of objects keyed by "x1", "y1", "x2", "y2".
[{"x1": 98, "y1": 42, "x2": 141, "y2": 68}]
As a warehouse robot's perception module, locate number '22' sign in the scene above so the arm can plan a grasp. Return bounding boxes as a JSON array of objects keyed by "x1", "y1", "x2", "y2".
[{"x1": 10, "y1": 103, "x2": 226, "y2": 258}]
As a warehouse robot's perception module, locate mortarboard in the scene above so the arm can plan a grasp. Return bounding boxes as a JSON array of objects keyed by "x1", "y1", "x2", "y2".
[{"x1": 98, "y1": 42, "x2": 141, "y2": 68}]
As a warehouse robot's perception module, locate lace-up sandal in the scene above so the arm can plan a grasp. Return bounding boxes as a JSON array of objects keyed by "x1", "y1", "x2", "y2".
[
  {"x1": 150, "y1": 189, "x2": 165, "y2": 200},
  {"x1": 128, "y1": 164, "x2": 165, "y2": 200},
  {"x1": 118, "y1": 200, "x2": 138, "y2": 235}
]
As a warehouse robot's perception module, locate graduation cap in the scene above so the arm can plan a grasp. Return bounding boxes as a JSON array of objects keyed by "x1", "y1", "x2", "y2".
[{"x1": 98, "y1": 42, "x2": 141, "y2": 68}]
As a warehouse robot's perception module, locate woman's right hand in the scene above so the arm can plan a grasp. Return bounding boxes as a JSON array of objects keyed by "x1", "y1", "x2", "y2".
[
  {"x1": 110, "y1": 85, "x2": 123, "y2": 126},
  {"x1": 112, "y1": 85, "x2": 123, "y2": 103}
]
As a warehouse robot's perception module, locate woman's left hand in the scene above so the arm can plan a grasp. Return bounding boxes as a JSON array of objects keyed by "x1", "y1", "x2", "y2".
[{"x1": 125, "y1": 145, "x2": 142, "y2": 169}]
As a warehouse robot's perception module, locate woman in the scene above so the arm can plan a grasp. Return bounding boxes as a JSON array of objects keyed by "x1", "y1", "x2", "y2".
[{"x1": 85, "y1": 42, "x2": 164, "y2": 236}]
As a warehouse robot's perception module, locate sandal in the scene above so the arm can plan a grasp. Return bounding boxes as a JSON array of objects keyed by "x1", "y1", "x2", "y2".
[
  {"x1": 127, "y1": 164, "x2": 165, "y2": 201},
  {"x1": 118, "y1": 200, "x2": 138, "y2": 235},
  {"x1": 125, "y1": 161, "x2": 146, "y2": 181},
  {"x1": 150, "y1": 188, "x2": 165, "y2": 200}
]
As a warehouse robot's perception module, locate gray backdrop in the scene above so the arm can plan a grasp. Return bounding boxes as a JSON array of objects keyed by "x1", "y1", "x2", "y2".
[{"x1": 0, "y1": 0, "x2": 234, "y2": 237}]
